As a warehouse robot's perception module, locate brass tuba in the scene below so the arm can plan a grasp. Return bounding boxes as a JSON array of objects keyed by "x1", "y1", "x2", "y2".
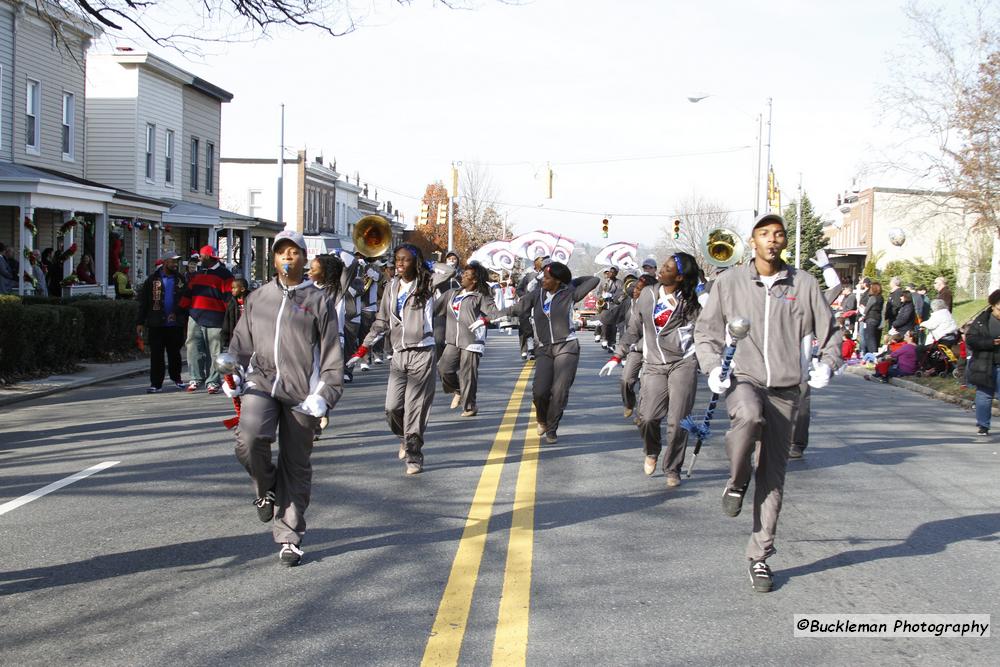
[
  {"x1": 702, "y1": 227, "x2": 746, "y2": 268},
  {"x1": 353, "y1": 215, "x2": 392, "y2": 259}
]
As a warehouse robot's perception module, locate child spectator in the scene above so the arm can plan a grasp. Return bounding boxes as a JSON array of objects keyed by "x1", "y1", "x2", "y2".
[
  {"x1": 841, "y1": 329, "x2": 857, "y2": 361},
  {"x1": 869, "y1": 331, "x2": 918, "y2": 382},
  {"x1": 221, "y1": 278, "x2": 250, "y2": 350}
]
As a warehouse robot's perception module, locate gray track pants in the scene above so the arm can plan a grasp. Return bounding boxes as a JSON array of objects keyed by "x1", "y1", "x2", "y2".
[
  {"x1": 792, "y1": 382, "x2": 811, "y2": 449},
  {"x1": 438, "y1": 344, "x2": 481, "y2": 412},
  {"x1": 621, "y1": 350, "x2": 643, "y2": 410},
  {"x1": 234, "y1": 390, "x2": 318, "y2": 546},
  {"x1": 533, "y1": 339, "x2": 580, "y2": 434},
  {"x1": 386, "y1": 347, "x2": 436, "y2": 463},
  {"x1": 637, "y1": 356, "x2": 697, "y2": 473},
  {"x1": 724, "y1": 378, "x2": 800, "y2": 561}
]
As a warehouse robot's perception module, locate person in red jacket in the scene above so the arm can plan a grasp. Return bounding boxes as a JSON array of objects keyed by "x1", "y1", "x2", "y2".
[{"x1": 179, "y1": 244, "x2": 233, "y2": 393}]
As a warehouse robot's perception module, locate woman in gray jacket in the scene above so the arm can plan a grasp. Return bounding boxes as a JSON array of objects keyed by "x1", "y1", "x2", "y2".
[
  {"x1": 600, "y1": 253, "x2": 702, "y2": 488},
  {"x1": 437, "y1": 261, "x2": 501, "y2": 417},
  {"x1": 350, "y1": 244, "x2": 455, "y2": 475},
  {"x1": 502, "y1": 262, "x2": 600, "y2": 443}
]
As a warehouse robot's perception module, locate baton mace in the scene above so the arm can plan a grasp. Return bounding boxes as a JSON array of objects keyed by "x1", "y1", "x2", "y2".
[
  {"x1": 214, "y1": 352, "x2": 242, "y2": 430},
  {"x1": 681, "y1": 317, "x2": 750, "y2": 477}
]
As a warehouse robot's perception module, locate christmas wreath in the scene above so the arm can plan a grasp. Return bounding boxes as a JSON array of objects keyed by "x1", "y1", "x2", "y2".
[{"x1": 60, "y1": 274, "x2": 80, "y2": 287}]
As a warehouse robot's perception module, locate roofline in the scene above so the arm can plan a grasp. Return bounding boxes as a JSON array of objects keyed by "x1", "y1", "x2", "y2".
[
  {"x1": 221, "y1": 157, "x2": 300, "y2": 165},
  {"x1": 98, "y1": 51, "x2": 232, "y2": 102},
  {"x1": 18, "y1": 0, "x2": 102, "y2": 39}
]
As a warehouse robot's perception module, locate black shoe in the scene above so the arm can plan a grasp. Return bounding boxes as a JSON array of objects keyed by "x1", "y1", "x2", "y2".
[
  {"x1": 253, "y1": 490, "x2": 275, "y2": 523},
  {"x1": 788, "y1": 443, "x2": 805, "y2": 459},
  {"x1": 722, "y1": 484, "x2": 746, "y2": 517},
  {"x1": 977, "y1": 426, "x2": 989, "y2": 436},
  {"x1": 279, "y1": 542, "x2": 303, "y2": 567},
  {"x1": 748, "y1": 559, "x2": 773, "y2": 592}
]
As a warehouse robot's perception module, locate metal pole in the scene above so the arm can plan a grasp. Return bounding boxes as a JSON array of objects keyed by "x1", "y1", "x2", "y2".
[
  {"x1": 795, "y1": 173, "x2": 802, "y2": 269},
  {"x1": 448, "y1": 162, "x2": 457, "y2": 252},
  {"x1": 754, "y1": 113, "x2": 763, "y2": 217},
  {"x1": 764, "y1": 98, "x2": 773, "y2": 207},
  {"x1": 277, "y1": 104, "x2": 285, "y2": 226}
]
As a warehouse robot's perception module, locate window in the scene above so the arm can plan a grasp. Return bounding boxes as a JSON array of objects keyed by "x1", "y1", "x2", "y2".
[
  {"x1": 206, "y1": 142, "x2": 215, "y2": 194},
  {"x1": 145, "y1": 123, "x2": 156, "y2": 180},
  {"x1": 248, "y1": 189, "x2": 262, "y2": 217},
  {"x1": 62, "y1": 92, "x2": 75, "y2": 158},
  {"x1": 26, "y1": 79, "x2": 40, "y2": 152},
  {"x1": 165, "y1": 130, "x2": 174, "y2": 185},
  {"x1": 190, "y1": 137, "x2": 199, "y2": 191}
]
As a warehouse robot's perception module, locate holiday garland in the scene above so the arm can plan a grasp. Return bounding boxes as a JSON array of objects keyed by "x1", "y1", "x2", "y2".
[{"x1": 24, "y1": 216, "x2": 37, "y2": 237}]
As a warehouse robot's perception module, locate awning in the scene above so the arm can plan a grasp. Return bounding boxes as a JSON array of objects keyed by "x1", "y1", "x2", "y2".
[{"x1": 163, "y1": 199, "x2": 256, "y2": 228}]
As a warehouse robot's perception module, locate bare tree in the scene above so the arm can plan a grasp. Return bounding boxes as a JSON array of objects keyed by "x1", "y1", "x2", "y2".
[
  {"x1": 457, "y1": 162, "x2": 508, "y2": 253},
  {"x1": 44, "y1": 0, "x2": 520, "y2": 52},
  {"x1": 876, "y1": 0, "x2": 1000, "y2": 289},
  {"x1": 653, "y1": 194, "x2": 736, "y2": 275}
]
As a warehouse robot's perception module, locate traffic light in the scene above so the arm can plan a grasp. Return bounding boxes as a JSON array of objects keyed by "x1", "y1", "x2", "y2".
[
  {"x1": 419, "y1": 204, "x2": 429, "y2": 226},
  {"x1": 437, "y1": 201, "x2": 448, "y2": 225},
  {"x1": 601, "y1": 218, "x2": 609, "y2": 238},
  {"x1": 673, "y1": 219, "x2": 680, "y2": 240}
]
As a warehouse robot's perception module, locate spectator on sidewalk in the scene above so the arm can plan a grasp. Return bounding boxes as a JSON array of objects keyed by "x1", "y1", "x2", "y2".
[
  {"x1": 869, "y1": 331, "x2": 918, "y2": 382},
  {"x1": 934, "y1": 276, "x2": 954, "y2": 312},
  {"x1": 137, "y1": 253, "x2": 188, "y2": 393},
  {"x1": 112, "y1": 264, "x2": 136, "y2": 299},
  {"x1": 884, "y1": 276, "x2": 903, "y2": 329},
  {"x1": 180, "y1": 245, "x2": 233, "y2": 394},
  {"x1": 221, "y1": 278, "x2": 251, "y2": 350},
  {"x1": 862, "y1": 281, "x2": 884, "y2": 355},
  {"x1": 965, "y1": 289, "x2": 1000, "y2": 436},
  {"x1": 889, "y1": 290, "x2": 917, "y2": 336},
  {"x1": 917, "y1": 299, "x2": 959, "y2": 344},
  {"x1": 76, "y1": 254, "x2": 97, "y2": 284}
]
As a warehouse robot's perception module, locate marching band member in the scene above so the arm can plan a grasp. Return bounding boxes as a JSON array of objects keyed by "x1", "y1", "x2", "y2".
[
  {"x1": 606, "y1": 274, "x2": 657, "y2": 418},
  {"x1": 349, "y1": 244, "x2": 455, "y2": 475},
  {"x1": 434, "y1": 251, "x2": 463, "y2": 360},
  {"x1": 437, "y1": 261, "x2": 501, "y2": 417},
  {"x1": 693, "y1": 213, "x2": 841, "y2": 592},
  {"x1": 503, "y1": 262, "x2": 599, "y2": 443},
  {"x1": 226, "y1": 230, "x2": 343, "y2": 567},
  {"x1": 598, "y1": 266, "x2": 624, "y2": 349},
  {"x1": 600, "y1": 254, "x2": 702, "y2": 487},
  {"x1": 515, "y1": 256, "x2": 548, "y2": 361},
  {"x1": 357, "y1": 255, "x2": 383, "y2": 368}
]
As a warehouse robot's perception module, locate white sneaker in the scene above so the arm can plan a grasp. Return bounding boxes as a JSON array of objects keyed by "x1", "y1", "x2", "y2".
[
  {"x1": 521, "y1": 352, "x2": 528, "y2": 360},
  {"x1": 594, "y1": 334, "x2": 601, "y2": 342},
  {"x1": 279, "y1": 543, "x2": 303, "y2": 567},
  {"x1": 374, "y1": 356, "x2": 384, "y2": 365},
  {"x1": 451, "y1": 393, "x2": 462, "y2": 409},
  {"x1": 360, "y1": 362, "x2": 371, "y2": 372}
]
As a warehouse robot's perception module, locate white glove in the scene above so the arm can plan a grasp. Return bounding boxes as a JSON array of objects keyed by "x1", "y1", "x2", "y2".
[
  {"x1": 809, "y1": 248, "x2": 830, "y2": 268},
  {"x1": 707, "y1": 366, "x2": 732, "y2": 394},
  {"x1": 602, "y1": 292, "x2": 613, "y2": 299},
  {"x1": 469, "y1": 318, "x2": 487, "y2": 334},
  {"x1": 598, "y1": 358, "x2": 621, "y2": 376},
  {"x1": 346, "y1": 354, "x2": 361, "y2": 369},
  {"x1": 221, "y1": 375, "x2": 244, "y2": 399},
  {"x1": 807, "y1": 359, "x2": 832, "y2": 390},
  {"x1": 297, "y1": 394, "x2": 328, "y2": 418}
]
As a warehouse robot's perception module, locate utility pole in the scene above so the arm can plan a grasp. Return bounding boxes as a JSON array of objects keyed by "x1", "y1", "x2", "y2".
[
  {"x1": 277, "y1": 104, "x2": 285, "y2": 226},
  {"x1": 754, "y1": 113, "x2": 763, "y2": 217},
  {"x1": 795, "y1": 172, "x2": 803, "y2": 269},
  {"x1": 448, "y1": 162, "x2": 459, "y2": 252},
  {"x1": 764, "y1": 97, "x2": 773, "y2": 214}
]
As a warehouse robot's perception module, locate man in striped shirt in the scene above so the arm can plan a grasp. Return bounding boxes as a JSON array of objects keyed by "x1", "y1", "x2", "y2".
[{"x1": 180, "y1": 244, "x2": 233, "y2": 393}]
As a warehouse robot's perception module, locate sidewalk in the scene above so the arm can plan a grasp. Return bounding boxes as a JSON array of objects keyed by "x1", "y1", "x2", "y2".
[
  {"x1": 844, "y1": 364, "x2": 1000, "y2": 417},
  {"x1": 0, "y1": 358, "x2": 152, "y2": 408}
]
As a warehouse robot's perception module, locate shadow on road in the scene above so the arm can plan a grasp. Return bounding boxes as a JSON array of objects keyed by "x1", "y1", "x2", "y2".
[{"x1": 776, "y1": 512, "x2": 1000, "y2": 588}]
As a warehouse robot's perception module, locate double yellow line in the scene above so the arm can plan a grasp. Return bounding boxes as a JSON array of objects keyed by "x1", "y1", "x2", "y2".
[{"x1": 421, "y1": 362, "x2": 540, "y2": 666}]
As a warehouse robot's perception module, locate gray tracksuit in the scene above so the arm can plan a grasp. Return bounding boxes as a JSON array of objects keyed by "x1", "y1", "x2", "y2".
[
  {"x1": 362, "y1": 263, "x2": 455, "y2": 462},
  {"x1": 504, "y1": 276, "x2": 601, "y2": 433},
  {"x1": 693, "y1": 262, "x2": 840, "y2": 562},
  {"x1": 229, "y1": 278, "x2": 344, "y2": 546},
  {"x1": 793, "y1": 282, "x2": 846, "y2": 450},
  {"x1": 436, "y1": 289, "x2": 501, "y2": 412},
  {"x1": 608, "y1": 292, "x2": 642, "y2": 410},
  {"x1": 516, "y1": 271, "x2": 540, "y2": 355},
  {"x1": 617, "y1": 286, "x2": 700, "y2": 473}
]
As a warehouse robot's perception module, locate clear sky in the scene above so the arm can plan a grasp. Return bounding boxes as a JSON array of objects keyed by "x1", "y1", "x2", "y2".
[{"x1": 121, "y1": 0, "x2": 916, "y2": 245}]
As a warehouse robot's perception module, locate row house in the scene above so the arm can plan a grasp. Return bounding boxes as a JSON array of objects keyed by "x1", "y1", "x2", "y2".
[
  {"x1": 85, "y1": 48, "x2": 279, "y2": 283},
  {"x1": 220, "y1": 149, "x2": 404, "y2": 258}
]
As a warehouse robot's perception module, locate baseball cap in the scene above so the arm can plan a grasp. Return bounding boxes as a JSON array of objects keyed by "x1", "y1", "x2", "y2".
[
  {"x1": 199, "y1": 244, "x2": 217, "y2": 257},
  {"x1": 642, "y1": 257, "x2": 657, "y2": 269},
  {"x1": 159, "y1": 252, "x2": 182, "y2": 262},
  {"x1": 273, "y1": 230, "x2": 307, "y2": 252},
  {"x1": 751, "y1": 212, "x2": 786, "y2": 232}
]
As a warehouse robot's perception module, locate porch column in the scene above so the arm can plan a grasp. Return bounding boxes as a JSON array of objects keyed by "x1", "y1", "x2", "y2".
[
  {"x1": 94, "y1": 212, "x2": 108, "y2": 296},
  {"x1": 208, "y1": 226, "x2": 218, "y2": 249},
  {"x1": 62, "y1": 211, "x2": 75, "y2": 295},
  {"x1": 241, "y1": 228, "x2": 252, "y2": 278},
  {"x1": 19, "y1": 206, "x2": 35, "y2": 296}
]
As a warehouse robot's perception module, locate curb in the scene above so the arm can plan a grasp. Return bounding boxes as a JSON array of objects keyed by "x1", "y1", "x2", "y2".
[
  {"x1": 0, "y1": 365, "x2": 147, "y2": 408},
  {"x1": 845, "y1": 365, "x2": 1000, "y2": 417}
]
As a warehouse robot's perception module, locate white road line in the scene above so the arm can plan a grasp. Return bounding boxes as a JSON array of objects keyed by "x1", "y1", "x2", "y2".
[{"x1": 0, "y1": 461, "x2": 120, "y2": 517}]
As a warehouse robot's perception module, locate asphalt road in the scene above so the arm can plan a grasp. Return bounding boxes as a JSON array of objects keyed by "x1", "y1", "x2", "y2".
[{"x1": 1, "y1": 332, "x2": 997, "y2": 666}]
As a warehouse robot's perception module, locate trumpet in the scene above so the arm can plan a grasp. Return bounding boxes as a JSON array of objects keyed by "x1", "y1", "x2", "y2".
[{"x1": 702, "y1": 227, "x2": 746, "y2": 268}]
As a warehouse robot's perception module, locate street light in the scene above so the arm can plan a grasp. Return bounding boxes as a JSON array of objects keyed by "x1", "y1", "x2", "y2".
[{"x1": 687, "y1": 94, "x2": 773, "y2": 218}]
